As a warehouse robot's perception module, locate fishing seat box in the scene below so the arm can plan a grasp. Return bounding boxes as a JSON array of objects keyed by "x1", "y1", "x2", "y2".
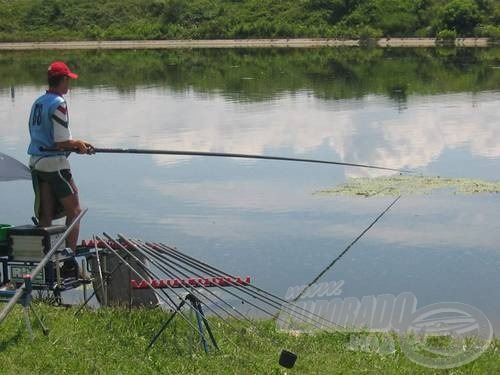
[{"x1": 6, "y1": 225, "x2": 67, "y2": 261}]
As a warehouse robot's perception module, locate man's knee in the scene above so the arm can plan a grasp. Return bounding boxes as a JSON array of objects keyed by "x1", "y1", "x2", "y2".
[{"x1": 66, "y1": 205, "x2": 82, "y2": 219}]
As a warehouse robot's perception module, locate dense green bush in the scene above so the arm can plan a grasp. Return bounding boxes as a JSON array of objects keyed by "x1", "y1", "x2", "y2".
[
  {"x1": 435, "y1": 0, "x2": 482, "y2": 36},
  {"x1": 0, "y1": 0, "x2": 498, "y2": 41},
  {"x1": 477, "y1": 25, "x2": 500, "y2": 39},
  {"x1": 437, "y1": 28, "x2": 458, "y2": 40}
]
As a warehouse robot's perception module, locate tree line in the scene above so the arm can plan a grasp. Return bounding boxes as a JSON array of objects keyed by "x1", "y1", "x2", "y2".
[{"x1": 0, "y1": 0, "x2": 499, "y2": 42}]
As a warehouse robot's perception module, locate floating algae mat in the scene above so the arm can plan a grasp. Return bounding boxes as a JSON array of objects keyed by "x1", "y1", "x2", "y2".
[{"x1": 317, "y1": 176, "x2": 500, "y2": 197}]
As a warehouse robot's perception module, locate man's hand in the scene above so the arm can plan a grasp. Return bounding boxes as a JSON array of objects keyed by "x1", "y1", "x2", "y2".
[
  {"x1": 74, "y1": 140, "x2": 95, "y2": 154},
  {"x1": 55, "y1": 140, "x2": 95, "y2": 154}
]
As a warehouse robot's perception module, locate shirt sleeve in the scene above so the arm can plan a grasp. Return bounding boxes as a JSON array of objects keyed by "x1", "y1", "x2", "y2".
[{"x1": 52, "y1": 102, "x2": 72, "y2": 142}]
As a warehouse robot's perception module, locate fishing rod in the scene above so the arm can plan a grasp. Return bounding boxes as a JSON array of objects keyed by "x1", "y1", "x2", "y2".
[
  {"x1": 151, "y1": 241, "x2": 322, "y2": 324},
  {"x1": 118, "y1": 235, "x2": 329, "y2": 330},
  {"x1": 125, "y1": 237, "x2": 249, "y2": 322},
  {"x1": 293, "y1": 194, "x2": 402, "y2": 302},
  {"x1": 106, "y1": 234, "x2": 278, "y2": 354},
  {"x1": 97, "y1": 235, "x2": 228, "y2": 353},
  {"x1": 95, "y1": 235, "x2": 179, "y2": 310},
  {"x1": 40, "y1": 147, "x2": 412, "y2": 173},
  {"x1": 151, "y1": 242, "x2": 338, "y2": 330},
  {"x1": 117, "y1": 235, "x2": 299, "y2": 328},
  {"x1": 135, "y1": 239, "x2": 293, "y2": 324},
  {"x1": 103, "y1": 233, "x2": 239, "y2": 328},
  {"x1": 127, "y1": 238, "x2": 252, "y2": 322},
  {"x1": 95, "y1": 234, "x2": 221, "y2": 347},
  {"x1": 127, "y1": 238, "x2": 304, "y2": 364}
]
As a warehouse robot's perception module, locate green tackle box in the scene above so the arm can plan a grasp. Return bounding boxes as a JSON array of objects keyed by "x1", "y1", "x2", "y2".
[
  {"x1": 0, "y1": 225, "x2": 11, "y2": 258},
  {"x1": 0, "y1": 224, "x2": 12, "y2": 242}
]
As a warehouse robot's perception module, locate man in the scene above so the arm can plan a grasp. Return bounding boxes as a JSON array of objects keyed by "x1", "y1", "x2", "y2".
[{"x1": 27, "y1": 61, "x2": 94, "y2": 251}]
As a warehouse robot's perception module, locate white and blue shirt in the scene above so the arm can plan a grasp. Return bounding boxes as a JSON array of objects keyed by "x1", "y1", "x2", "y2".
[{"x1": 28, "y1": 92, "x2": 72, "y2": 171}]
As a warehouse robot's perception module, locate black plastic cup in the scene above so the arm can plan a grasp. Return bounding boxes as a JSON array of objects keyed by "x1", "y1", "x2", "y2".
[{"x1": 279, "y1": 349, "x2": 297, "y2": 369}]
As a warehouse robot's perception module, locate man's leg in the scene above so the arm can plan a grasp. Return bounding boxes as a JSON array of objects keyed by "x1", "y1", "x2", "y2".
[
  {"x1": 58, "y1": 179, "x2": 81, "y2": 251},
  {"x1": 39, "y1": 181, "x2": 56, "y2": 227}
]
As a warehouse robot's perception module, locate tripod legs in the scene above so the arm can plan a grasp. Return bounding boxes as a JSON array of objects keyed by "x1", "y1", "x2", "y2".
[
  {"x1": 19, "y1": 276, "x2": 49, "y2": 340},
  {"x1": 23, "y1": 304, "x2": 49, "y2": 340},
  {"x1": 189, "y1": 295, "x2": 219, "y2": 353},
  {"x1": 147, "y1": 299, "x2": 186, "y2": 351},
  {"x1": 147, "y1": 293, "x2": 219, "y2": 354}
]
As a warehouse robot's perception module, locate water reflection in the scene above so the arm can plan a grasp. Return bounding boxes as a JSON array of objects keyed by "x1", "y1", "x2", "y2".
[{"x1": 1, "y1": 87, "x2": 499, "y2": 179}]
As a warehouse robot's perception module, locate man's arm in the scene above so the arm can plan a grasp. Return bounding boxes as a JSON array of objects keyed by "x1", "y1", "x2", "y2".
[{"x1": 52, "y1": 102, "x2": 94, "y2": 154}]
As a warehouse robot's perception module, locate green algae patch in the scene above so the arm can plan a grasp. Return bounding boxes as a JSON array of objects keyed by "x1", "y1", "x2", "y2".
[{"x1": 317, "y1": 176, "x2": 500, "y2": 197}]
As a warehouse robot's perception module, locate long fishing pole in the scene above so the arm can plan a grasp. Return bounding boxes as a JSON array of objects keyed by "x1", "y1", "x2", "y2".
[
  {"x1": 134, "y1": 239, "x2": 303, "y2": 363},
  {"x1": 95, "y1": 235, "x2": 179, "y2": 310},
  {"x1": 150, "y1": 242, "x2": 296, "y2": 314},
  {"x1": 108, "y1": 234, "x2": 278, "y2": 354},
  {"x1": 97, "y1": 234, "x2": 232, "y2": 353},
  {"x1": 136, "y1": 240, "x2": 289, "y2": 324},
  {"x1": 126, "y1": 236, "x2": 327, "y2": 334},
  {"x1": 152, "y1": 242, "x2": 336, "y2": 329},
  {"x1": 95, "y1": 234, "x2": 219, "y2": 344},
  {"x1": 293, "y1": 194, "x2": 401, "y2": 302},
  {"x1": 151, "y1": 242, "x2": 327, "y2": 325},
  {"x1": 128, "y1": 238, "x2": 251, "y2": 322},
  {"x1": 104, "y1": 234, "x2": 238, "y2": 327},
  {"x1": 126, "y1": 238, "x2": 248, "y2": 322},
  {"x1": 118, "y1": 235, "x2": 286, "y2": 325},
  {"x1": 41, "y1": 147, "x2": 411, "y2": 173}
]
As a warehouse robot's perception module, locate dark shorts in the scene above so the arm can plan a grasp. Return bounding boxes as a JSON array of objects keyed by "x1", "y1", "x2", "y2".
[{"x1": 32, "y1": 169, "x2": 75, "y2": 199}]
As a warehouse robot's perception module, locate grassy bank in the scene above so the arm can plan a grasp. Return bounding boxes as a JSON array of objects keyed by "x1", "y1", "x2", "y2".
[
  {"x1": 0, "y1": 0, "x2": 499, "y2": 42},
  {"x1": 0, "y1": 304, "x2": 498, "y2": 374}
]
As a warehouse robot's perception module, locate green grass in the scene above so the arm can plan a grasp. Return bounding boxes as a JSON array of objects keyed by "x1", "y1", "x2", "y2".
[
  {"x1": 0, "y1": 303, "x2": 498, "y2": 374},
  {"x1": 0, "y1": 0, "x2": 499, "y2": 42}
]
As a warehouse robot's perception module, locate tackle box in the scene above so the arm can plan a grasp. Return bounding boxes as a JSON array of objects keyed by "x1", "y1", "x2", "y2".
[{"x1": 6, "y1": 225, "x2": 67, "y2": 261}]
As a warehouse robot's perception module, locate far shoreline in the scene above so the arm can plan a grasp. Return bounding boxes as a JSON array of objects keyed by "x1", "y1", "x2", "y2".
[{"x1": 0, "y1": 37, "x2": 496, "y2": 50}]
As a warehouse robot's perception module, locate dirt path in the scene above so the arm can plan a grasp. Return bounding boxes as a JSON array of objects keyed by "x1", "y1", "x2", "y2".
[{"x1": 0, "y1": 38, "x2": 493, "y2": 50}]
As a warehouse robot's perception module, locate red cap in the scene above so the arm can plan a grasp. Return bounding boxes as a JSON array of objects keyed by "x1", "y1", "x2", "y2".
[{"x1": 48, "y1": 61, "x2": 78, "y2": 79}]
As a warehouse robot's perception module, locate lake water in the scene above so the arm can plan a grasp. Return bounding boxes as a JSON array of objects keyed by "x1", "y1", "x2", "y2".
[{"x1": 1, "y1": 48, "x2": 499, "y2": 333}]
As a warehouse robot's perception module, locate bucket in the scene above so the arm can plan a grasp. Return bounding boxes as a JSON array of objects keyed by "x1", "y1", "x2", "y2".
[{"x1": 0, "y1": 224, "x2": 12, "y2": 242}]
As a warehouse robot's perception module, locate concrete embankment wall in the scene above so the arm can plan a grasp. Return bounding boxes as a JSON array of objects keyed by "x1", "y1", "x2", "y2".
[{"x1": 0, "y1": 38, "x2": 495, "y2": 50}]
